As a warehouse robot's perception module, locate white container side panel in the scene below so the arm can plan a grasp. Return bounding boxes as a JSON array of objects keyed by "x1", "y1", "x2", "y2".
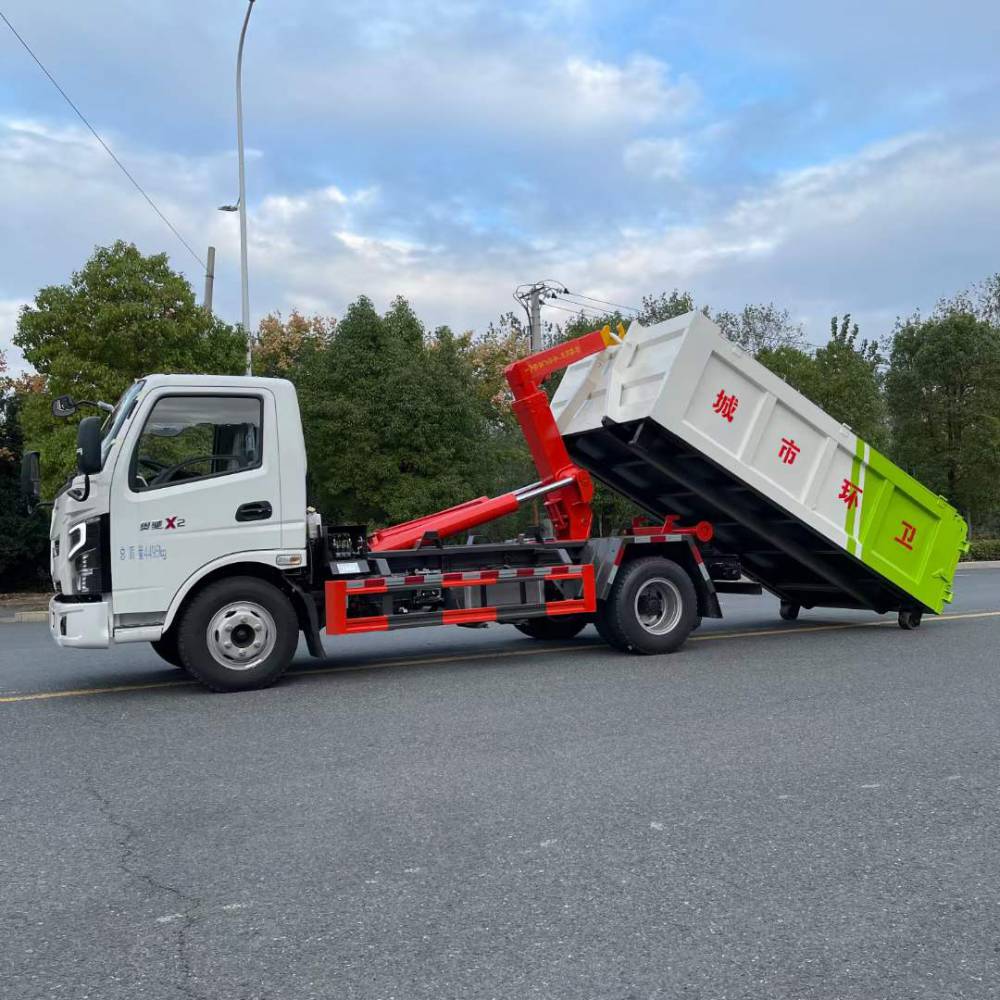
[{"x1": 553, "y1": 312, "x2": 866, "y2": 555}]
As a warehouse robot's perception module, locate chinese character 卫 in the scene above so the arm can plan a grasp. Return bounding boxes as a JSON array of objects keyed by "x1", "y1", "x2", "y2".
[{"x1": 894, "y1": 521, "x2": 917, "y2": 550}]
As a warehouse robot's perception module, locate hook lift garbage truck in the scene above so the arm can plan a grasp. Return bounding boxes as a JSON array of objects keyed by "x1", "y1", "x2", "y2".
[{"x1": 23, "y1": 310, "x2": 968, "y2": 692}]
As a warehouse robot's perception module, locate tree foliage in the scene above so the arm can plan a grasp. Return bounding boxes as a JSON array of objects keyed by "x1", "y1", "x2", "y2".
[
  {"x1": 0, "y1": 351, "x2": 50, "y2": 589},
  {"x1": 253, "y1": 310, "x2": 336, "y2": 377},
  {"x1": 8, "y1": 239, "x2": 1000, "y2": 592},
  {"x1": 14, "y1": 241, "x2": 245, "y2": 492},
  {"x1": 886, "y1": 297, "x2": 1000, "y2": 523},
  {"x1": 714, "y1": 302, "x2": 804, "y2": 355},
  {"x1": 758, "y1": 314, "x2": 885, "y2": 445},
  {"x1": 293, "y1": 296, "x2": 487, "y2": 528}
]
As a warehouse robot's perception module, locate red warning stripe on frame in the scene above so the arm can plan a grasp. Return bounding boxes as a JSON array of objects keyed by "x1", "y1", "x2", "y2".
[{"x1": 442, "y1": 606, "x2": 498, "y2": 625}]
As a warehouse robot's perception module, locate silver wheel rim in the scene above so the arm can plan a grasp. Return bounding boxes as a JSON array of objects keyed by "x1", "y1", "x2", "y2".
[
  {"x1": 634, "y1": 577, "x2": 682, "y2": 635},
  {"x1": 206, "y1": 601, "x2": 277, "y2": 671}
]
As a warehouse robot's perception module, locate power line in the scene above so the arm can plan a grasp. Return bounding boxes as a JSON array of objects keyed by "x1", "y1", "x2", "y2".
[
  {"x1": 0, "y1": 10, "x2": 206, "y2": 270},
  {"x1": 544, "y1": 300, "x2": 610, "y2": 319},
  {"x1": 550, "y1": 296, "x2": 622, "y2": 318},
  {"x1": 559, "y1": 291, "x2": 640, "y2": 314}
]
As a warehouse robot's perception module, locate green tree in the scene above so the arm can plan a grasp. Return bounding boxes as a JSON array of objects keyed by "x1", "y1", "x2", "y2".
[
  {"x1": 754, "y1": 343, "x2": 818, "y2": 395},
  {"x1": 253, "y1": 310, "x2": 335, "y2": 377},
  {"x1": 757, "y1": 314, "x2": 886, "y2": 446},
  {"x1": 886, "y1": 301, "x2": 1000, "y2": 524},
  {"x1": 812, "y1": 315, "x2": 885, "y2": 444},
  {"x1": 713, "y1": 302, "x2": 804, "y2": 355},
  {"x1": 295, "y1": 296, "x2": 486, "y2": 529},
  {"x1": 14, "y1": 241, "x2": 245, "y2": 492},
  {"x1": 0, "y1": 353, "x2": 50, "y2": 589},
  {"x1": 639, "y1": 289, "x2": 697, "y2": 325}
]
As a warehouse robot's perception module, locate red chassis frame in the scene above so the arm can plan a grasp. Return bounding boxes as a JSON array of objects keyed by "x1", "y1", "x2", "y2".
[{"x1": 325, "y1": 324, "x2": 716, "y2": 637}]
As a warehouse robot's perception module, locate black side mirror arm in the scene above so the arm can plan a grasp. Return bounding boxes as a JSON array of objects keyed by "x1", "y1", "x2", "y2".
[{"x1": 68, "y1": 475, "x2": 91, "y2": 504}]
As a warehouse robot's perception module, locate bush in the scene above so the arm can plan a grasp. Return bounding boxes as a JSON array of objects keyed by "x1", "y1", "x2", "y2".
[{"x1": 962, "y1": 538, "x2": 1000, "y2": 562}]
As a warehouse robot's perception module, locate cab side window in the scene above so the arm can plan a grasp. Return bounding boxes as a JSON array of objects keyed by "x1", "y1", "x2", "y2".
[{"x1": 130, "y1": 395, "x2": 263, "y2": 491}]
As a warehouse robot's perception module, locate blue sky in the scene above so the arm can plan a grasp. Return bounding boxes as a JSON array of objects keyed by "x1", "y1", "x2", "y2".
[{"x1": 2, "y1": 1, "x2": 999, "y2": 373}]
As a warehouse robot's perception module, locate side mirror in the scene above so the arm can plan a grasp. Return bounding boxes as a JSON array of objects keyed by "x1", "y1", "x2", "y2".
[
  {"x1": 20, "y1": 451, "x2": 41, "y2": 513},
  {"x1": 77, "y1": 416, "x2": 102, "y2": 475},
  {"x1": 52, "y1": 395, "x2": 78, "y2": 418}
]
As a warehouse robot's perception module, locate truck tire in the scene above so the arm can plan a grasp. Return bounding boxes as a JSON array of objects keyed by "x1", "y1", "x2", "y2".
[
  {"x1": 595, "y1": 600, "x2": 630, "y2": 651},
  {"x1": 150, "y1": 630, "x2": 185, "y2": 670},
  {"x1": 514, "y1": 615, "x2": 589, "y2": 640},
  {"x1": 779, "y1": 601, "x2": 800, "y2": 621},
  {"x1": 176, "y1": 576, "x2": 299, "y2": 693},
  {"x1": 604, "y1": 557, "x2": 697, "y2": 655}
]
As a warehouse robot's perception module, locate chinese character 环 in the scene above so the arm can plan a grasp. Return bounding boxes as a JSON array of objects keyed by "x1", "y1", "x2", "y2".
[{"x1": 838, "y1": 479, "x2": 862, "y2": 510}]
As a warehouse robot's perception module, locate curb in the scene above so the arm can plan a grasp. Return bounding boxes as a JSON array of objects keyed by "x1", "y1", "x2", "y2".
[
  {"x1": 13, "y1": 610, "x2": 48, "y2": 623},
  {"x1": 957, "y1": 560, "x2": 1000, "y2": 570}
]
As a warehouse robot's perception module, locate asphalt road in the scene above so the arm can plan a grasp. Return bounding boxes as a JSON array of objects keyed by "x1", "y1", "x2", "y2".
[{"x1": 2, "y1": 569, "x2": 999, "y2": 999}]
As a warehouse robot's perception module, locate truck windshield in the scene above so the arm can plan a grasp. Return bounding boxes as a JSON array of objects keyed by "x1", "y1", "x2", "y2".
[{"x1": 100, "y1": 380, "x2": 145, "y2": 466}]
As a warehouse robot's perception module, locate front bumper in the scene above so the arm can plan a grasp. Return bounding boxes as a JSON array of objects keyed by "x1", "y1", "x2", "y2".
[{"x1": 49, "y1": 597, "x2": 111, "y2": 649}]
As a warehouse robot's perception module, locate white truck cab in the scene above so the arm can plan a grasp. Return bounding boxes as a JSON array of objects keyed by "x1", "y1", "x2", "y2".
[{"x1": 48, "y1": 374, "x2": 309, "y2": 670}]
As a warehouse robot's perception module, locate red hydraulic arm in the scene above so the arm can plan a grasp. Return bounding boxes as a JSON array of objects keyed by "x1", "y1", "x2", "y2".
[
  {"x1": 367, "y1": 324, "x2": 625, "y2": 551},
  {"x1": 503, "y1": 324, "x2": 626, "y2": 541}
]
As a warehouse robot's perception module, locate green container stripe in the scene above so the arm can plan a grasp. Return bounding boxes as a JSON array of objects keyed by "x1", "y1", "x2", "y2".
[
  {"x1": 843, "y1": 439, "x2": 864, "y2": 557},
  {"x1": 847, "y1": 440, "x2": 967, "y2": 614}
]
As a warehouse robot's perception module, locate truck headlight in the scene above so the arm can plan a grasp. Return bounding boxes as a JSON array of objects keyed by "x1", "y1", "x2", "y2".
[{"x1": 69, "y1": 517, "x2": 106, "y2": 597}]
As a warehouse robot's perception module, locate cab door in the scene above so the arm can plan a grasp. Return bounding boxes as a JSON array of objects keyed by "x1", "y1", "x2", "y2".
[{"x1": 109, "y1": 388, "x2": 284, "y2": 624}]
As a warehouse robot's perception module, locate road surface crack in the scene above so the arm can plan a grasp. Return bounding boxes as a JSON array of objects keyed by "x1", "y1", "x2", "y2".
[{"x1": 83, "y1": 772, "x2": 206, "y2": 1000}]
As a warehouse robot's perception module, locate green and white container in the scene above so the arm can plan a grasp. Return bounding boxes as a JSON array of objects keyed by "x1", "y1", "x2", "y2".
[{"x1": 552, "y1": 311, "x2": 968, "y2": 616}]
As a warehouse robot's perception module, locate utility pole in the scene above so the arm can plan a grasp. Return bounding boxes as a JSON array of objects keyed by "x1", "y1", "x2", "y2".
[
  {"x1": 529, "y1": 285, "x2": 542, "y2": 353},
  {"x1": 515, "y1": 280, "x2": 569, "y2": 354},
  {"x1": 203, "y1": 246, "x2": 216, "y2": 314},
  {"x1": 236, "y1": 0, "x2": 255, "y2": 375},
  {"x1": 219, "y1": 1, "x2": 257, "y2": 372}
]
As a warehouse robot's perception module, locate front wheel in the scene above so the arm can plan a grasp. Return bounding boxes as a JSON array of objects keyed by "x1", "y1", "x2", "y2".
[
  {"x1": 898, "y1": 609, "x2": 923, "y2": 630},
  {"x1": 514, "y1": 615, "x2": 589, "y2": 640},
  {"x1": 177, "y1": 576, "x2": 299, "y2": 692},
  {"x1": 603, "y1": 557, "x2": 698, "y2": 654},
  {"x1": 779, "y1": 601, "x2": 800, "y2": 621},
  {"x1": 150, "y1": 630, "x2": 185, "y2": 670}
]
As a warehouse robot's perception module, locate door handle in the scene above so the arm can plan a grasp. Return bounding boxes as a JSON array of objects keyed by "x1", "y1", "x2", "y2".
[{"x1": 236, "y1": 501, "x2": 273, "y2": 522}]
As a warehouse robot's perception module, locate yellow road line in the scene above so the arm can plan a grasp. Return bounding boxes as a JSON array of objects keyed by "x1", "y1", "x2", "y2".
[
  {"x1": 2, "y1": 609, "x2": 998, "y2": 705},
  {"x1": 294, "y1": 643, "x2": 587, "y2": 678},
  {"x1": 690, "y1": 609, "x2": 1000, "y2": 642},
  {"x1": 0, "y1": 678, "x2": 196, "y2": 702}
]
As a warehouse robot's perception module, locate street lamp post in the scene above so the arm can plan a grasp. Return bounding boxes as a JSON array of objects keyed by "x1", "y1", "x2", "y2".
[{"x1": 221, "y1": 0, "x2": 257, "y2": 376}]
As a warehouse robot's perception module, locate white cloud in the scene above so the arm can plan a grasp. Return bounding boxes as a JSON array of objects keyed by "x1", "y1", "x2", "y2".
[
  {"x1": 2, "y1": 109, "x2": 999, "y2": 375},
  {"x1": 570, "y1": 131, "x2": 1000, "y2": 340},
  {"x1": 622, "y1": 137, "x2": 690, "y2": 181},
  {"x1": 273, "y1": 49, "x2": 696, "y2": 140}
]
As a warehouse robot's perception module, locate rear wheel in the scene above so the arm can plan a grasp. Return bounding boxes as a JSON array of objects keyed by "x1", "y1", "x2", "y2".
[
  {"x1": 514, "y1": 615, "x2": 589, "y2": 640},
  {"x1": 594, "y1": 600, "x2": 629, "y2": 651},
  {"x1": 604, "y1": 557, "x2": 697, "y2": 654},
  {"x1": 177, "y1": 576, "x2": 299, "y2": 692},
  {"x1": 779, "y1": 601, "x2": 800, "y2": 621},
  {"x1": 150, "y1": 630, "x2": 185, "y2": 670}
]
